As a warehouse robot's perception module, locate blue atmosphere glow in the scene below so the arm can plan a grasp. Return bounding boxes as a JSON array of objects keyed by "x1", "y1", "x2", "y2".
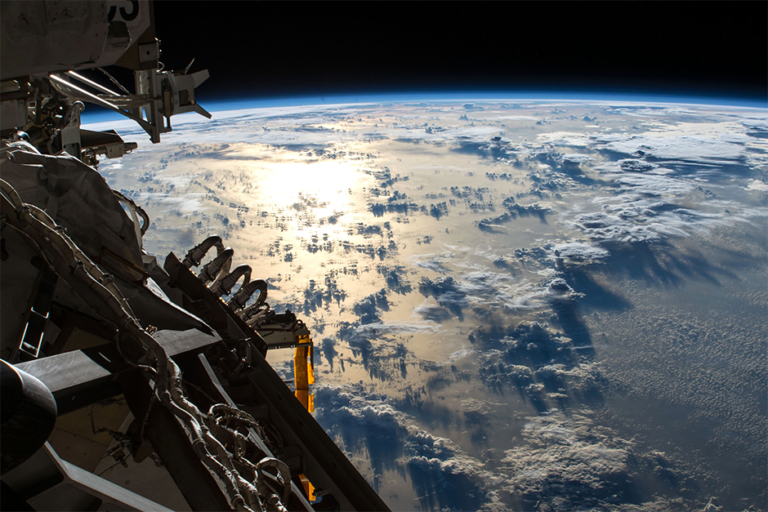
[{"x1": 80, "y1": 91, "x2": 767, "y2": 124}]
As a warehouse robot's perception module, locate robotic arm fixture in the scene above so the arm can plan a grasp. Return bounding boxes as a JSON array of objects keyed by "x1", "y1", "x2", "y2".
[{"x1": 0, "y1": 0, "x2": 211, "y2": 166}]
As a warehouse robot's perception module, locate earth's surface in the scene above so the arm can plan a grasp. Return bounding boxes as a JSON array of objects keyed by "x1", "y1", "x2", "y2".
[{"x1": 86, "y1": 100, "x2": 767, "y2": 512}]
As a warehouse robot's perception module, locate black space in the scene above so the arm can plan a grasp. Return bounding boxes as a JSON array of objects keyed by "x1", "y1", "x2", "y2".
[{"x1": 150, "y1": 2, "x2": 765, "y2": 103}]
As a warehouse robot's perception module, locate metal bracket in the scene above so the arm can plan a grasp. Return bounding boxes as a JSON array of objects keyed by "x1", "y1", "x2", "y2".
[{"x1": 16, "y1": 265, "x2": 58, "y2": 361}]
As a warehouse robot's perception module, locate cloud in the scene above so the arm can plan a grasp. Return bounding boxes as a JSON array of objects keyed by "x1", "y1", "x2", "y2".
[
  {"x1": 567, "y1": 168, "x2": 768, "y2": 243},
  {"x1": 316, "y1": 386, "x2": 699, "y2": 512},
  {"x1": 747, "y1": 179, "x2": 768, "y2": 191},
  {"x1": 299, "y1": 275, "x2": 348, "y2": 313},
  {"x1": 411, "y1": 252, "x2": 453, "y2": 273},
  {"x1": 376, "y1": 264, "x2": 413, "y2": 294},
  {"x1": 569, "y1": 201, "x2": 693, "y2": 244},
  {"x1": 478, "y1": 202, "x2": 551, "y2": 231},
  {"x1": 314, "y1": 385, "x2": 496, "y2": 509},
  {"x1": 547, "y1": 277, "x2": 576, "y2": 296},
  {"x1": 557, "y1": 144, "x2": 768, "y2": 246},
  {"x1": 472, "y1": 321, "x2": 573, "y2": 364},
  {"x1": 494, "y1": 280, "x2": 553, "y2": 312},
  {"x1": 473, "y1": 319, "x2": 604, "y2": 411},
  {"x1": 414, "y1": 297, "x2": 453, "y2": 322},
  {"x1": 432, "y1": 270, "x2": 556, "y2": 318},
  {"x1": 561, "y1": 153, "x2": 593, "y2": 165},
  {"x1": 496, "y1": 115, "x2": 540, "y2": 121},
  {"x1": 335, "y1": 320, "x2": 435, "y2": 380},
  {"x1": 320, "y1": 337, "x2": 338, "y2": 371},
  {"x1": 350, "y1": 322, "x2": 437, "y2": 338},
  {"x1": 500, "y1": 411, "x2": 634, "y2": 510},
  {"x1": 352, "y1": 288, "x2": 389, "y2": 324},
  {"x1": 618, "y1": 158, "x2": 660, "y2": 173},
  {"x1": 553, "y1": 242, "x2": 610, "y2": 261},
  {"x1": 602, "y1": 105, "x2": 699, "y2": 118},
  {"x1": 455, "y1": 271, "x2": 514, "y2": 294},
  {"x1": 448, "y1": 347, "x2": 476, "y2": 363},
  {"x1": 313, "y1": 386, "x2": 406, "y2": 489},
  {"x1": 743, "y1": 121, "x2": 768, "y2": 139},
  {"x1": 610, "y1": 172, "x2": 695, "y2": 195},
  {"x1": 515, "y1": 147, "x2": 597, "y2": 182},
  {"x1": 418, "y1": 276, "x2": 469, "y2": 321},
  {"x1": 499, "y1": 411, "x2": 698, "y2": 512},
  {"x1": 584, "y1": 212, "x2": 662, "y2": 242},
  {"x1": 514, "y1": 127, "x2": 768, "y2": 249},
  {"x1": 590, "y1": 133, "x2": 747, "y2": 169},
  {"x1": 536, "y1": 131, "x2": 592, "y2": 147},
  {"x1": 405, "y1": 447, "x2": 494, "y2": 512}
]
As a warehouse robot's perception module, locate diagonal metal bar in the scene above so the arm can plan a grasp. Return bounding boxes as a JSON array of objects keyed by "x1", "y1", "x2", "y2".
[{"x1": 48, "y1": 74, "x2": 154, "y2": 133}]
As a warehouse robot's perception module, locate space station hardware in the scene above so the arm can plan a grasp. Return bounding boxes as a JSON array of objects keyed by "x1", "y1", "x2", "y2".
[
  {"x1": 0, "y1": 1, "x2": 390, "y2": 511},
  {"x1": 0, "y1": 0, "x2": 211, "y2": 164}
]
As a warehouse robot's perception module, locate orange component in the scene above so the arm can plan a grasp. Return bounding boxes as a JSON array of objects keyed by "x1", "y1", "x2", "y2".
[
  {"x1": 293, "y1": 339, "x2": 314, "y2": 412},
  {"x1": 299, "y1": 474, "x2": 316, "y2": 502},
  {"x1": 293, "y1": 337, "x2": 317, "y2": 501}
]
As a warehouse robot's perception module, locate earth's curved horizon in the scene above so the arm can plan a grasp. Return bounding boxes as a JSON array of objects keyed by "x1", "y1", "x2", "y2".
[
  {"x1": 85, "y1": 97, "x2": 767, "y2": 511},
  {"x1": 82, "y1": 93, "x2": 768, "y2": 126}
]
